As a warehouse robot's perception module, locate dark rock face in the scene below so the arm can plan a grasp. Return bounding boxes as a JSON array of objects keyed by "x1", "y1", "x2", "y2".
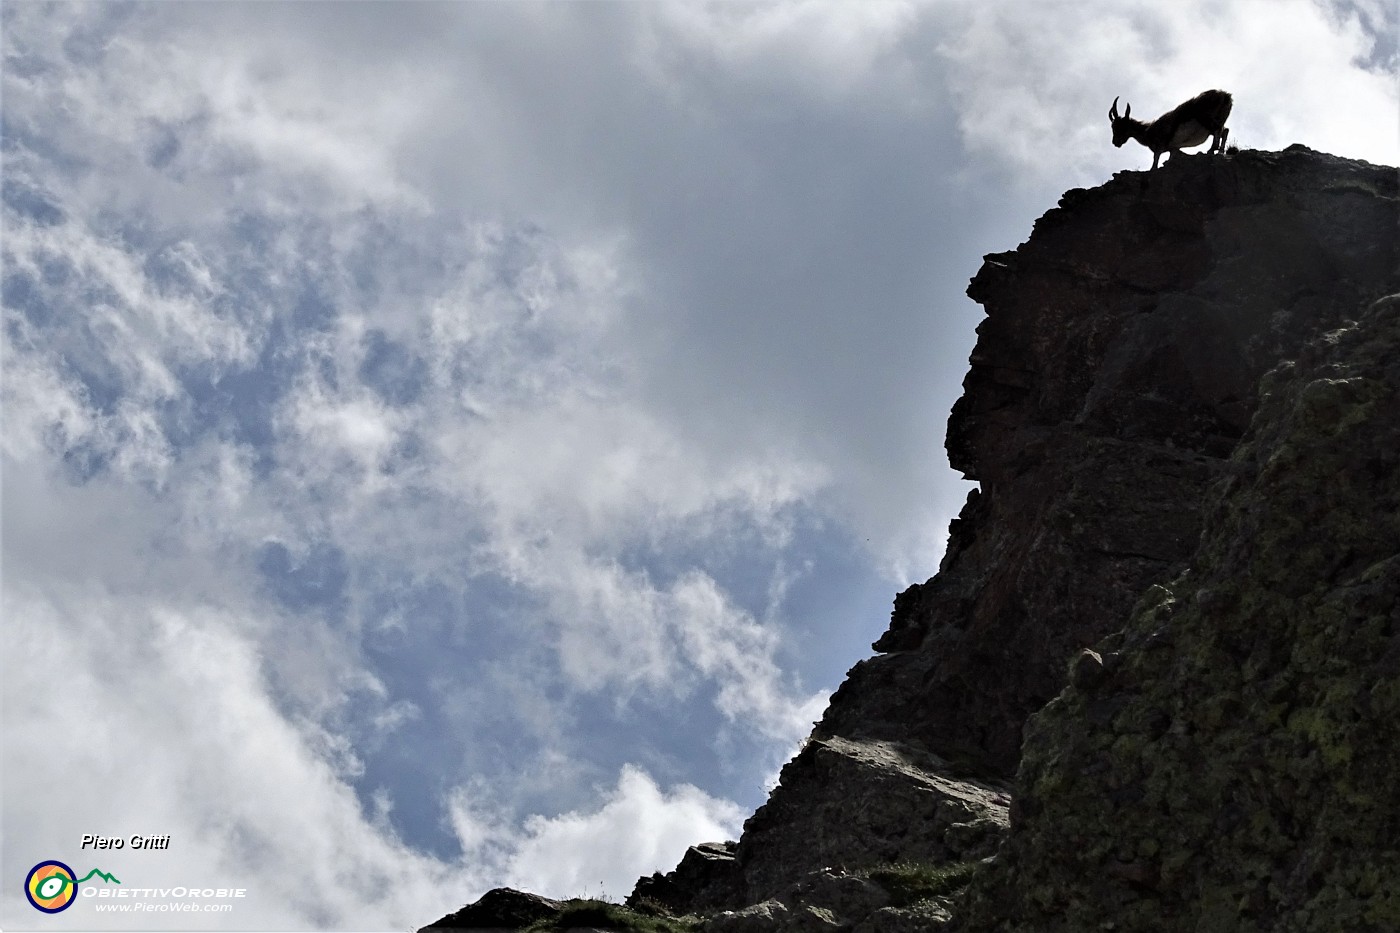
[
  {"x1": 960, "y1": 292, "x2": 1400, "y2": 931},
  {"x1": 629, "y1": 146, "x2": 1398, "y2": 924},
  {"x1": 828, "y1": 145, "x2": 1398, "y2": 779}
]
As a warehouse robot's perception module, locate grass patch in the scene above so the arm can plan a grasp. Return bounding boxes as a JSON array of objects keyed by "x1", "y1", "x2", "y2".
[
  {"x1": 522, "y1": 899, "x2": 703, "y2": 932},
  {"x1": 860, "y1": 859, "x2": 981, "y2": 907}
]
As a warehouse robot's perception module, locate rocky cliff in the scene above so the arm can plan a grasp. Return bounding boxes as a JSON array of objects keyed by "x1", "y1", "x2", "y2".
[{"x1": 423, "y1": 145, "x2": 1398, "y2": 932}]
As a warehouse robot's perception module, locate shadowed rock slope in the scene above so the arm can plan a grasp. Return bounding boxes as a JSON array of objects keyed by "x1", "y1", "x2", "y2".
[{"x1": 421, "y1": 145, "x2": 1397, "y2": 932}]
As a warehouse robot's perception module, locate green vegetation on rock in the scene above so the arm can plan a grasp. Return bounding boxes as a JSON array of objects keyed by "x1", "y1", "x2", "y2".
[
  {"x1": 861, "y1": 859, "x2": 980, "y2": 907},
  {"x1": 521, "y1": 898, "x2": 702, "y2": 933}
]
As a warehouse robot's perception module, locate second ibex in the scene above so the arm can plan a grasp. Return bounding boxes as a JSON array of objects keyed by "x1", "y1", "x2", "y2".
[{"x1": 1109, "y1": 89, "x2": 1233, "y2": 171}]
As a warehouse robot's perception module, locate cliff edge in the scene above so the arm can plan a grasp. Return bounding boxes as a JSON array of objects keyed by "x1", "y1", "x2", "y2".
[{"x1": 423, "y1": 145, "x2": 1398, "y2": 932}]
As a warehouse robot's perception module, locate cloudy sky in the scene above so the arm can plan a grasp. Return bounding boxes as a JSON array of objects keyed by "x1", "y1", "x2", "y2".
[{"x1": 3, "y1": 1, "x2": 1395, "y2": 929}]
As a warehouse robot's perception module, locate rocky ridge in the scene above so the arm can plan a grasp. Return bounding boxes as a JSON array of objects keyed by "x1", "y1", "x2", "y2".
[{"x1": 422, "y1": 145, "x2": 1398, "y2": 932}]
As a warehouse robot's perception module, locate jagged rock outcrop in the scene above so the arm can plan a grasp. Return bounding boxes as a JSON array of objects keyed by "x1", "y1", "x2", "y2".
[
  {"x1": 422, "y1": 887, "x2": 563, "y2": 930},
  {"x1": 632, "y1": 841, "x2": 742, "y2": 914},
  {"x1": 706, "y1": 869, "x2": 894, "y2": 933},
  {"x1": 423, "y1": 145, "x2": 1397, "y2": 932},
  {"x1": 632, "y1": 737, "x2": 1009, "y2": 914}
]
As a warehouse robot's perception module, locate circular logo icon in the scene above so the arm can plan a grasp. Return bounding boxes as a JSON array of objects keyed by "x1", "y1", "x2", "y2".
[{"x1": 26, "y1": 861, "x2": 78, "y2": 913}]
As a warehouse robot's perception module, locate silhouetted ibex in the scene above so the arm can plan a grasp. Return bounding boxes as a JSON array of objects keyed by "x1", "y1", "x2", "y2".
[{"x1": 1109, "y1": 89, "x2": 1233, "y2": 171}]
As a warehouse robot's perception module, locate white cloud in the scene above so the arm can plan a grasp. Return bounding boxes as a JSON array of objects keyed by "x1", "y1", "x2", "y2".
[
  {"x1": 649, "y1": 0, "x2": 924, "y2": 104},
  {"x1": 281, "y1": 378, "x2": 406, "y2": 493},
  {"x1": 449, "y1": 764, "x2": 745, "y2": 903},
  {"x1": 5, "y1": 10, "x2": 829, "y2": 926},
  {"x1": 2, "y1": 584, "x2": 456, "y2": 930},
  {"x1": 2, "y1": 218, "x2": 252, "y2": 492},
  {"x1": 671, "y1": 570, "x2": 828, "y2": 740},
  {"x1": 1, "y1": 349, "x2": 97, "y2": 462}
]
